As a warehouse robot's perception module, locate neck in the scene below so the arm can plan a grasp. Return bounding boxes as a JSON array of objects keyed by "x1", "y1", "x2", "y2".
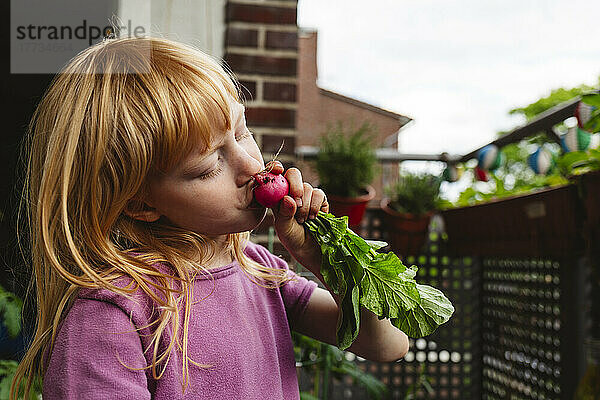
[{"x1": 206, "y1": 234, "x2": 235, "y2": 267}]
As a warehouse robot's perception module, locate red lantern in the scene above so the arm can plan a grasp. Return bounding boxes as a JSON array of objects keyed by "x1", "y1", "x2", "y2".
[{"x1": 474, "y1": 166, "x2": 488, "y2": 182}]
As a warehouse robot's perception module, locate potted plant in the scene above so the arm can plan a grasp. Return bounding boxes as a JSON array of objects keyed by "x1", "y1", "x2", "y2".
[
  {"x1": 314, "y1": 121, "x2": 378, "y2": 228},
  {"x1": 380, "y1": 171, "x2": 442, "y2": 256}
]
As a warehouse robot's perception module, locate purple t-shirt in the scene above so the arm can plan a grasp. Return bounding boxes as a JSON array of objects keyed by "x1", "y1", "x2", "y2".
[{"x1": 43, "y1": 242, "x2": 318, "y2": 399}]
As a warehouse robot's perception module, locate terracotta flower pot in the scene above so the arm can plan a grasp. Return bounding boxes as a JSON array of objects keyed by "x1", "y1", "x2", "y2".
[
  {"x1": 380, "y1": 198, "x2": 433, "y2": 256},
  {"x1": 328, "y1": 185, "x2": 376, "y2": 228}
]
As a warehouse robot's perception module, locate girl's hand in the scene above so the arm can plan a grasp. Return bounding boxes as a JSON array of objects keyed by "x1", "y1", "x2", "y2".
[{"x1": 267, "y1": 161, "x2": 329, "y2": 274}]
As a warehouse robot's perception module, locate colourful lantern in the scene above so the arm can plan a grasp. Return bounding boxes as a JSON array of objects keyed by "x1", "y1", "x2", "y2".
[
  {"x1": 442, "y1": 164, "x2": 463, "y2": 182},
  {"x1": 528, "y1": 147, "x2": 555, "y2": 175},
  {"x1": 474, "y1": 166, "x2": 489, "y2": 182},
  {"x1": 561, "y1": 126, "x2": 591, "y2": 153},
  {"x1": 575, "y1": 101, "x2": 597, "y2": 132},
  {"x1": 477, "y1": 145, "x2": 503, "y2": 171}
]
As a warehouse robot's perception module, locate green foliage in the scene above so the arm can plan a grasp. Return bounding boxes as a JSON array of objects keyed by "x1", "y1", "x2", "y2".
[
  {"x1": 493, "y1": 140, "x2": 547, "y2": 187},
  {"x1": 0, "y1": 361, "x2": 41, "y2": 400},
  {"x1": 450, "y1": 172, "x2": 568, "y2": 208},
  {"x1": 385, "y1": 172, "x2": 442, "y2": 216},
  {"x1": 315, "y1": 121, "x2": 378, "y2": 198},
  {"x1": 0, "y1": 286, "x2": 23, "y2": 339},
  {"x1": 581, "y1": 92, "x2": 600, "y2": 133},
  {"x1": 294, "y1": 333, "x2": 387, "y2": 400},
  {"x1": 403, "y1": 363, "x2": 434, "y2": 400},
  {"x1": 303, "y1": 212, "x2": 454, "y2": 349},
  {"x1": 450, "y1": 83, "x2": 600, "y2": 208},
  {"x1": 0, "y1": 287, "x2": 42, "y2": 399},
  {"x1": 556, "y1": 149, "x2": 600, "y2": 176},
  {"x1": 509, "y1": 79, "x2": 598, "y2": 121}
]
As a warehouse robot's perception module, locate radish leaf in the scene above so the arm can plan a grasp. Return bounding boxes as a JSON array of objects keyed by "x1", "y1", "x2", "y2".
[{"x1": 304, "y1": 212, "x2": 454, "y2": 350}]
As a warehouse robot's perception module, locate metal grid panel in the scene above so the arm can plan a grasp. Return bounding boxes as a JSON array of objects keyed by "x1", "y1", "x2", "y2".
[
  {"x1": 480, "y1": 257, "x2": 590, "y2": 400},
  {"x1": 331, "y1": 251, "x2": 481, "y2": 399},
  {"x1": 292, "y1": 207, "x2": 590, "y2": 398},
  {"x1": 320, "y1": 209, "x2": 482, "y2": 399}
]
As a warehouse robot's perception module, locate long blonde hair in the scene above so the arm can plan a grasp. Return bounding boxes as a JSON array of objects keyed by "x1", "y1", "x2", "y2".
[{"x1": 12, "y1": 36, "x2": 289, "y2": 398}]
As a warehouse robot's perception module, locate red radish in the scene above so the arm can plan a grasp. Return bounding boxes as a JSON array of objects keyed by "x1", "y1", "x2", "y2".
[{"x1": 253, "y1": 171, "x2": 289, "y2": 208}]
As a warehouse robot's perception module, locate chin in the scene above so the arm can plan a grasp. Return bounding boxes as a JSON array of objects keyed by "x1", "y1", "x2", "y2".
[
  {"x1": 237, "y1": 207, "x2": 268, "y2": 233},
  {"x1": 251, "y1": 207, "x2": 269, "y2": 227}
]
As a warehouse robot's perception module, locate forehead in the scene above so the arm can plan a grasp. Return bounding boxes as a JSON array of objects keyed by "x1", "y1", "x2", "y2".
[{"x1": 179, "y1": 100, "x2": 246, "y2": 165}]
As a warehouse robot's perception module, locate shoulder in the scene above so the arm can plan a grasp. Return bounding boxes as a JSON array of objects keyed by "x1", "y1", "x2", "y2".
[
  {"x1": 243, "y1": 240, "x2": 289, "y2": 270},
  {"x1": 76, "y1": 275, "x2": 157, "y2": 326}
]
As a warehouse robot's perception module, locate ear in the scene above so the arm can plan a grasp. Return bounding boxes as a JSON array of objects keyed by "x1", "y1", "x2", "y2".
[{"x1": 123, "y1": 199, "x2": 161, "y2": 223}]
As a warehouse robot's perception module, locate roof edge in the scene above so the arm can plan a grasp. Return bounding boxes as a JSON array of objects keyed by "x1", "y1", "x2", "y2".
[{"x1": 319, "y1": 88, "x2": 412, "y2": 127}]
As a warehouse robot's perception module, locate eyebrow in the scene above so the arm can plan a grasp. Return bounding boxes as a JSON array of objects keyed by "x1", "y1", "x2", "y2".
[{"x1": 180, "y1": 103, "x2": 246, "y2": 177}]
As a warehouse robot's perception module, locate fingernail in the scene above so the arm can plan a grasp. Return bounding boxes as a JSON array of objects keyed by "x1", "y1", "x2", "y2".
[{"x1": 296, "y1": 198, "x2": 303, "y2": 207}]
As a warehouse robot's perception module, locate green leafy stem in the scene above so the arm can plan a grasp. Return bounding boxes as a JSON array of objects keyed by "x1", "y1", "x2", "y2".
[{"x1": 304, "y1": 212, "x2": 455, "y2": 350}]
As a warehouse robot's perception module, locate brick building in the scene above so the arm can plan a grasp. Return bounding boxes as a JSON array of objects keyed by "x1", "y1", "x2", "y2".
[
  {"x1": 296, "y1": 28, "x2": 412, "y2": 201},
  {"x1": 223, "y1": 1, "x2": 300, "y2": 166}
]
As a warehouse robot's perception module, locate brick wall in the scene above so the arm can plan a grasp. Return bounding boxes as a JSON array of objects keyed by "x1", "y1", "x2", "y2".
[
  {"x1": 224, "y1": 1, "x2": 299, "y2": 165},
  {"x1": 223, "y1": 0, "x2": 299, "y2": 255}
]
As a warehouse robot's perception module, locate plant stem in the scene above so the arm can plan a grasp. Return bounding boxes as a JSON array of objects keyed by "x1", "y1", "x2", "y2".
[
  {"x1": 313, "y1": 345, "x2": 320, "y2": 397},
  {"x1": 321, "y1": 343, "x2": 331, "y2": 400}
]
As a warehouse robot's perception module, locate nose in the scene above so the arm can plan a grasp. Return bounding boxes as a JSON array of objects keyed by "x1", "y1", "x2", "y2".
[{"x1": 233, "y1": 144, "x2": 264, "y2": 187}]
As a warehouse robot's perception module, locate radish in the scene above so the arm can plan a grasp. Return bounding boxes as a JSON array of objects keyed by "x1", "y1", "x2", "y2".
[
  {"x1": 250, "y1": 167, "x2": 454, "y2": 350},
  {"x1": 253, "y1": 170, "x2": 289, "y2": 208}
]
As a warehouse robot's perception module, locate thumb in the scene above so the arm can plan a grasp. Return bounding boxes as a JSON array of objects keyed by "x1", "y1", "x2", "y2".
[
  {"x1": 273, "y1": 195, "x2": 297, "y2": 227},
  {"x1": 273, "y1": 195, "x2": 308, "y2": 249}
]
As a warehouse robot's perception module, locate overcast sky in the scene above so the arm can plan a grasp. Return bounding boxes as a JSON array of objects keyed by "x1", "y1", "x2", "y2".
[{"x1": 297, "y1": 0, "x2": 600, "y2": 167}]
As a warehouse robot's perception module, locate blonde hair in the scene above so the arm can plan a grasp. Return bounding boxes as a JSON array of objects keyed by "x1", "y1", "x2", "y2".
[{"x1": 12, "y1": 36, "x2": 289, "y2": 398}]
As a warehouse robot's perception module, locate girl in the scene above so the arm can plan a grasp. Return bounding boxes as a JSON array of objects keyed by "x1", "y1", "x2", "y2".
[{"x1": 12, "y1": 36, "x2": 408, "y2": 399}]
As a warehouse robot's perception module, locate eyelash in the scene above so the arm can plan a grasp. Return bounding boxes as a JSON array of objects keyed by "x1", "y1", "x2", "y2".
[
  {"x1": 197, "y1": 129, "x2": 252, "y2": 180},
  {"x1": 197, "y1": 157, "x2": 222, "y2": 180}
]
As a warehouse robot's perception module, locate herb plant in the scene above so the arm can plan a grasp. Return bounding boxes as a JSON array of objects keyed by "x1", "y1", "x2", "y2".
[
  {"x1": 315, "y1": 121, "x2": 378, "y2": 198},
  {"x1": 385, "y1": 172, "x2": 442, "y2": 216}
]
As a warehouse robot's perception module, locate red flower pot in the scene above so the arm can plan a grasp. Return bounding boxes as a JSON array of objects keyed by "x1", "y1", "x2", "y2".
[
  {"x1": 328, "y1": 185, "x2": 376, "y2": 228},
  {"x1": 380, "y1": 198, "x2": 433, "y2": 256}
]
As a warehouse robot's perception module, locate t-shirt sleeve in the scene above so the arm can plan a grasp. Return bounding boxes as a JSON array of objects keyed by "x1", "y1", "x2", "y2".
[
  {"x1": 43, "y1": 298, "x2": 151, "y2": 400},
  {"x1": 244, "y1": 241, "x2": 318, "y2": 327}
]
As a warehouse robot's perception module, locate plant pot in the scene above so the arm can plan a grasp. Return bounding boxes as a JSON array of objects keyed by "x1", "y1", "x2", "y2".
[
  {"x1": 328, "y1": 185, "x2": 375, "y2": 228},
  {"x1": 579, "y1": 170, "x2": 600, "y2": 250},
  {"x1": 440, "y1": 184, "x2": 584, "y2": 257},
  {"x1": 380, "y1": 198, "x2": 433, "y2": 256}
]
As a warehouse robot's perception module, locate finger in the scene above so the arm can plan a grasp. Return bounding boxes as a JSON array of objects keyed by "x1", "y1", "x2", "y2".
[
  {"x1": 308, "y1": 188, "x2": 327, "y2": 220},
  {"x1": 283, "y1": 168, "x2": 304, "y2": 208},
  {"x1": 296, "y1": 183, "x2": 313, "y2": 224},
  {"x1": 275, "y1": 195, "x2": 297, "y2": 220},
  {"x1": 320, "y1": 192, "x2": 329, "y2": 213},
  {"x1": 265, "y1": 160, "x2": 284, "y2": 174}
]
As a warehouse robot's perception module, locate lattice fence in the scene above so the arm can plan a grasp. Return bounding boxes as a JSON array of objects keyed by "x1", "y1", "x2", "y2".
[
  {"x1": 480, "y1": 256, "x2": 590, "y2": 400},
  {"x1": 294, "y1": 209, "x2": 482, "y2": 399},
  {"x1": 291, "y1": 207, "x2": 591, "y2": 399}
]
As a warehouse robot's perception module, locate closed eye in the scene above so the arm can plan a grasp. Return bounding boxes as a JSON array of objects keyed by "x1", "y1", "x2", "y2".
[{"x1": 196, "y1": 157, "x2": 223, "y2": 180}]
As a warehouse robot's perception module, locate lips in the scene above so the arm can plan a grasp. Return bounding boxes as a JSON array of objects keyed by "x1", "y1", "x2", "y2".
[
  {"x1": 247, "y1": 197, "x2": 264, "y2": 210},
  {"x1": 245, "y1": 184, "x2": 265, "y2": 210}
]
